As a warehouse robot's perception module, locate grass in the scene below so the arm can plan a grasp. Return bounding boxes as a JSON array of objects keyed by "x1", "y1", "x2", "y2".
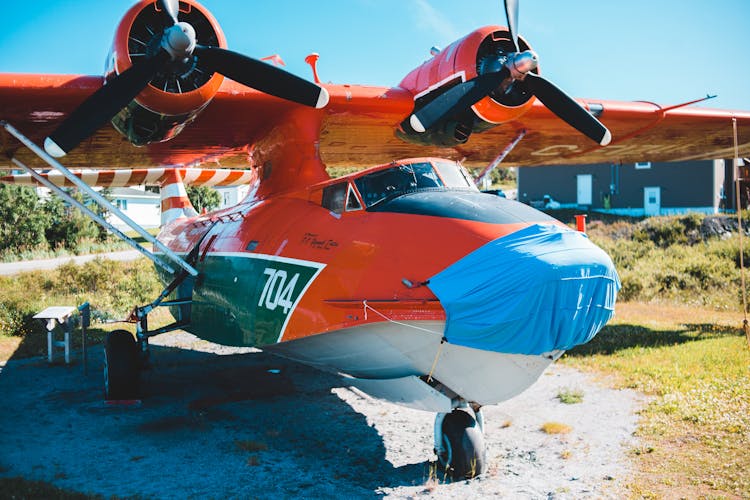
[
  {"x1": 564, "y1": 302, "x2": 750, "y2": 498},
  {"x1": 235, "y1": 439, "x2": 268, "y2": 453},
  {"x1": 0, "y1": 477, "x2": 102, "y2": 499},
  {"x1": 545, "y1": 212, "x2": 750, "y2": 497},
  {"x1": 540, "y1": 422, "x2": 573, "y2": 435},
  {"x1": 0, "y1": 257, "x2": 166, "y2": 360},
  {"x1": 556, "y1": 387, "x2": 584, "y2": 404},
  {"x1": 0, "y1": 228, "x2": 161, "y2": 263}
]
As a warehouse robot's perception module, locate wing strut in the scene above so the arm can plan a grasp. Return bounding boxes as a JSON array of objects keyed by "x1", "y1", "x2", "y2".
[
  {"x1": 474, "y1": 128, "x2": 527, "y2": 188},
  {"x1": 1, "y1": 121, "x2": 198, "y2": 277}
]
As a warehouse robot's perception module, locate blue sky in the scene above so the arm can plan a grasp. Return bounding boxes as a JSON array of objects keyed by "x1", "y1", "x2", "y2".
[{"x1": 0, "y1": 0, "x2": 748, "y2": 110}]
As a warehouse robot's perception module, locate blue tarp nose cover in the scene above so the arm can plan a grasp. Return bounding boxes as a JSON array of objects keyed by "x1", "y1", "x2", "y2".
[{"x1": 427, "y1": 224, "x2": 620, "y2": 355}]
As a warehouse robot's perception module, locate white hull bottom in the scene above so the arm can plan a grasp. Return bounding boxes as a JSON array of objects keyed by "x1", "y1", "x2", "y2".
[{"x1": 266, "y1": 321, "x2": 562, "y2": 412}]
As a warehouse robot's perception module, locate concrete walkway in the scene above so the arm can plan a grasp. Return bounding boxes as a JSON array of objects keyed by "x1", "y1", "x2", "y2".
[{"x1": 0, "y1": 250, "x2": 143, "y2": 276}]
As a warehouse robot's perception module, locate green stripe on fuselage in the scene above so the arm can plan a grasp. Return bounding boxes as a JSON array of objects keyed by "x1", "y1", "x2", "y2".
[{"x1": 160, "y1": 253, "x2": 324, "y2": 347}]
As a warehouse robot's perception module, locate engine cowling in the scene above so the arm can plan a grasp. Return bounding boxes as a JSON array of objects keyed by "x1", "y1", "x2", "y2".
[
  {"x1": 105, "y1": 0, "x2": 226, "y2": 146},
  {"x1": 397, "y1": 26, "x2": 537, "y2": 147}
]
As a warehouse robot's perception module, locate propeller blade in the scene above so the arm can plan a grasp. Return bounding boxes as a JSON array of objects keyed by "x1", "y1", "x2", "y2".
[
  {"x1": 525, "y1": 73, "x2": 611, "y2": 145},
  {"x1": 195, "y1": 46, "x2": 329, "y2": 108},
  {"x1": 410, "y1": 68, "x2": 510, "y2": 132},
  {"x1": 160, "y1": 0, "x2": 180, "y2": 25},
  {"x1": 45, "y1": 51, "x2": 170, "y2": 157},
  {"x1": 504, "y1": 0, "x2": 520, "y2": 52}
]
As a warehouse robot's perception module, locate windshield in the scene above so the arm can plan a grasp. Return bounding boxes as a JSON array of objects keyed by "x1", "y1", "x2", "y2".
[
  {"x1": 433, "y1": 160, "x2": 476, "y2": 189},
  {"x1": 355, "y1": 162, "x2": 443, "y2": 207}
]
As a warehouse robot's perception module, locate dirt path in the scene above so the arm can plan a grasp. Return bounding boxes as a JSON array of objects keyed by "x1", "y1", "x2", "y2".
[{"x1": 0, "y1": 332, "x2": 642, "y2": 498}]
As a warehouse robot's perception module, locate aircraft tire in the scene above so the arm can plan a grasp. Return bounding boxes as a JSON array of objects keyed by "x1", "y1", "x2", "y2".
[
  {"x1": 438, "y1": 409, "x2": 487, "y2": 480},
  {"x1": 104, "y1": 329, "x2": 140, "y2": 400}
]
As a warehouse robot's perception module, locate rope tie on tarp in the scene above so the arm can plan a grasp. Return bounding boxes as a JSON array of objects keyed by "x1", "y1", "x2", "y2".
[
  {"x1": 362, "y1": 300, "x2": 446, "y2": 381},
  {"x1": 426, "y1": 337, "x2": 447, "y2": 384}
]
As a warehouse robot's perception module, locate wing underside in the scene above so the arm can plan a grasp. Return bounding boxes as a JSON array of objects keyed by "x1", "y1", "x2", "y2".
[{"x1": 1, "y1": 74, "x2": 749, "y2": 172}]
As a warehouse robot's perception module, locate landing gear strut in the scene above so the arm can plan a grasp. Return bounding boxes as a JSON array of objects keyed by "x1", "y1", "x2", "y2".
[
  {"x1": 434, "y1": 405, "x2": 487, "y2": 480},
  {"x1": 102, "y1": 244, "x2": 200, "y2": 401}
]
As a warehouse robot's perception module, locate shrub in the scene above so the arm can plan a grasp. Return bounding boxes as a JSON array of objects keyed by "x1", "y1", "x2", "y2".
[{"x1": 0, "y1": 259, "x2": 161, "y2": 338}]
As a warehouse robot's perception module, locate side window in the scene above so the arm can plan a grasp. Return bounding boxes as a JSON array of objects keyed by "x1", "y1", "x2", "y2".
[
  {"x1": 346, "y1": 184, "x2": 362, "y2": 211},
  {"x1": 322, "y1": 183, "x2": 347, "y2": 214}
]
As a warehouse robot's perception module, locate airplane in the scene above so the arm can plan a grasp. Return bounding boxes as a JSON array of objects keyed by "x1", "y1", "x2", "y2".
[{"x1": 1, "y1": 0, "x2": 749, "y2": 480}]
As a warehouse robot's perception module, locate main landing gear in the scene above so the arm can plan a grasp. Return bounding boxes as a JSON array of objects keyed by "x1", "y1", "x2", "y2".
[
  {"x1": 434, "y1": 405, "x2": 487, "y2": 480},
  {"x1": 103, "y1": 330, "x2": 141, "y2": 400},
  {"x1": 102, "y1": 254, "x2": 197, "y2": 401}
]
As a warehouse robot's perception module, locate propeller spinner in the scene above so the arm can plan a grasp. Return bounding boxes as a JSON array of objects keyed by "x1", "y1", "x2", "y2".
[
  {"x1": 409, "y1": 0, "x2": 611, "y2": 146},
  {"x1": 45, "y1": 0, "x2": 329, "y2": 157}
]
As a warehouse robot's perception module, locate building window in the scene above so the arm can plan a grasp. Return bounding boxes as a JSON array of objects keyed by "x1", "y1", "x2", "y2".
[
  {"x1": 115, "y1": 199, "x2": 128, "y2": 210},
  {"x1": 635, "y1": 161, "x2": 651, "y2": 170}
]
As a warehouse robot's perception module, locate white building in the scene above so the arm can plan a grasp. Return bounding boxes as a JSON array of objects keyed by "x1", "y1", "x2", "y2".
[
  {"x1": 108, "y1": 185, "x2": 250, "y2": 230},
  {"x1": 216, "y1": 185, "x2": 251, "y2": 208},
  {"x1": 109, "y1": 186, "x2": 160, "y2": 229}
]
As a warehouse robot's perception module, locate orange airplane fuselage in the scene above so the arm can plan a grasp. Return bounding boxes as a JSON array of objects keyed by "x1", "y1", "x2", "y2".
[{"x1": 156, "y1": 157, "x2": 574, "y2": 355}]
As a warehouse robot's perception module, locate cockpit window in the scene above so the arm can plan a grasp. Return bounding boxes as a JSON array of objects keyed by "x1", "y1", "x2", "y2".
[
  {"x1": 322, "y1": 183, "x2": 347, "y2": 213},
  {"x1": 354, "y1": 162, "x2": 444, "y2": 208},
  {"x1": 322, "y1": 182, "x2": 363, "y2": 214},
  {"x1": 353, "y1": 161, "x2": 479, "y2": 208},
  {"x1": 346, "y1": 184, "x2": 362, "y2": 211},
  {"x1": 434, "y1": 160, "x2": 477, "y2": 189}
]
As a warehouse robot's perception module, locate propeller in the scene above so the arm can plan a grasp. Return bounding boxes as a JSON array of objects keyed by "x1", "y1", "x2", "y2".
[
  {"x1": 45, "y1": 0, "x2": 329, "y2": 157},
  {"x1": 160, "y1": 0, "x2": 180, "y2": 25},
  {"x1": 504, "y1": 0, "x2": 519, "y2": 52},
  {"x1": 409, "y1": 0, "x2": 611, "y2": 146}
]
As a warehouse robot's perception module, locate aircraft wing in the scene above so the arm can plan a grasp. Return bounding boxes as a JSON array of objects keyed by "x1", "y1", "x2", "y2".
[
  {"x1": 1, "y1": 73, "x2": 749, "y2": 172},
  {"x1": 322, "y1": 88, "x2": 750, "y2": 167}
]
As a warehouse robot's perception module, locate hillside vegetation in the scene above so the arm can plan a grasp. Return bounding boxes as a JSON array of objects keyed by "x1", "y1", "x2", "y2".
[
  {"x1": 561, "y1": 211, "x2": 750, "y2": 310},
  {"x1": 0, "y1": 259, "x2": 162, "y2": 359}
]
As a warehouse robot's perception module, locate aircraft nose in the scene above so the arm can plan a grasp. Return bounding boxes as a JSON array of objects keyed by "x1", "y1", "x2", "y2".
[{"x1": 427, "y1": 223, "x2": 620, "y2": 355}]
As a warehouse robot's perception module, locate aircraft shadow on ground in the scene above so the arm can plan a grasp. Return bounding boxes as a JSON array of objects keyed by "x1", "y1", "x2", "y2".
[
  {"x1": 0, "y1": 335, "x2": 433, "y2": 497},
  {"x1": 566, "y1": 322, "x2": 744, "y2": 357}
]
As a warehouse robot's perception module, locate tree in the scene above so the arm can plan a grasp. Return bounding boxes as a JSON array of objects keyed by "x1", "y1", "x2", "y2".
[
  {"x1": 0, "y1": 184, "x2": 50, "y2": 252},
  {"x1": 43, "y1": 190, "x2": 99, "y2": 250},
  {"x1": 490, "y1": 166, "x2": 517, "y2": 187},
  {"x1": 186, "y1": 185, "x2": 221, "y2": 213}
]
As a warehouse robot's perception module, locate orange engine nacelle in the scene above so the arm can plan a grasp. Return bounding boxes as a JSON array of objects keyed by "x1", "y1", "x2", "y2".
[
  {"x1": 397, "y1": 26, "x2": 537, "y2": 147},
  {"x1": 105, "y1": 0, "x2": 226, "y2": 146}
]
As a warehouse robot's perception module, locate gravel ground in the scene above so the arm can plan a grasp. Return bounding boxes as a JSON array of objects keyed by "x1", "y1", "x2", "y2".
[{"x1": 0, "y1": 332, "x2": 642, "y2": 499}]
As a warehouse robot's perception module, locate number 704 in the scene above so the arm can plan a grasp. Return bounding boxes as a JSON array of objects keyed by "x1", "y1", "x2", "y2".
[{"x1": 258, "y1": 267, "x2": 300, "y2": 314}]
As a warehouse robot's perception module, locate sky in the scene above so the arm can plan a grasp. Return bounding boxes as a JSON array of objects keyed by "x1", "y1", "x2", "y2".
[{"x1": 0, "y1": 0, "x2": 748, "y2": 111}]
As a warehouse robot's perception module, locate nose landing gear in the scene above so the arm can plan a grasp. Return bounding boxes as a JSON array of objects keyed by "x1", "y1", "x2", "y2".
[{"x1": 434, "y1": 405, "x2": 487, "y2": 480}]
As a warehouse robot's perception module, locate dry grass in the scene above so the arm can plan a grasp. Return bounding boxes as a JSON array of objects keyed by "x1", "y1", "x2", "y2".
[
  {"x1": 540, "y1": 422, "x2": 572, "y2": 435},
  {"x1": 565, "y1": 302, "x2": 750, "y2": 499},
  {"x1": 0, "y1": 478, "x2": 101, "y2": 499},
  {"x1": 235, "y1": 439, "x2": 268, "y2": 453}
]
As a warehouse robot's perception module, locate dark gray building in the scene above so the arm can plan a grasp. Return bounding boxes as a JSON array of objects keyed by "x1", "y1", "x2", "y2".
[{"x1": 517, "y1": 159, "x2": 735, "y2": 216}]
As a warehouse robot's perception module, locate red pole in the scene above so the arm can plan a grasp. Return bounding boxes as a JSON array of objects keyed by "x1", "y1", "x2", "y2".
[{"x1": 575, "y1": 214, "x2": 587, "y2": 233}]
